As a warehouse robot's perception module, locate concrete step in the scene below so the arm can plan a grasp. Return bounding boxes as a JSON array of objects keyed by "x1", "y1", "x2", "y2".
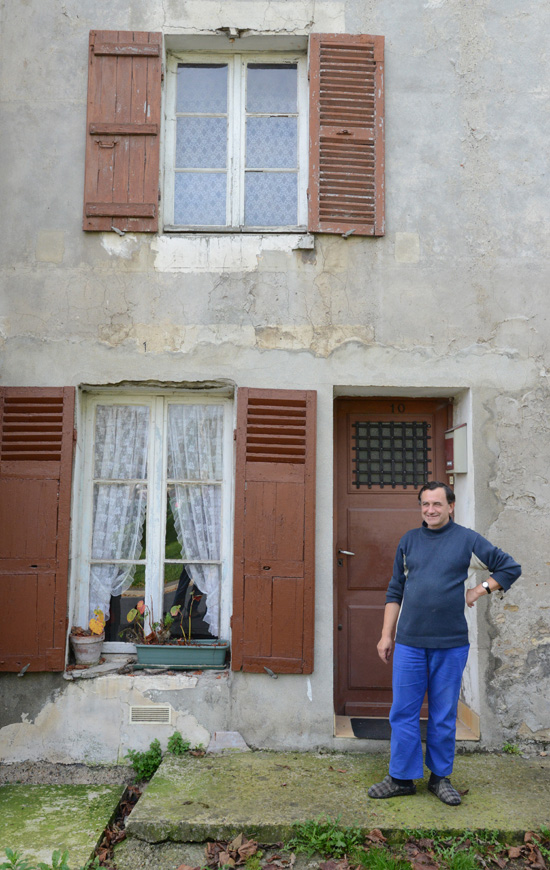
[
  {"x1": 124, "y1": 751, "x2": 550, "y2": 845},
  {"x1": 0, "y1": 783, "x2": 126, "y2": 866}
]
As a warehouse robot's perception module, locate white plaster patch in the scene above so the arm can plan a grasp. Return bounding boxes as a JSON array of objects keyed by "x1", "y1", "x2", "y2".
[
  {"x1": 424, "y1": 0, "x2": 447, "y2": 7},
  {"x1": 100, "y1": 233, "x2": 141, "y2": 260},
  {"x1": 307, "y1": 678, "x2": 313, "y2": 702},
  {"x1": 152, "y1": 234, "x2": 313, "y2": 273},
  {"x1": 395, "y1": 232, "x2": 421, "y2": 263},
  {"x1": 35, "y1": 230, "x2": 64, "y2": 264}
]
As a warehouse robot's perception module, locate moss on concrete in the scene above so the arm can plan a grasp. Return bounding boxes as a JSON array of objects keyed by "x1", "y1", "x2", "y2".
[
  {"x1": 0, "y1": 784, "x2": 125, "y2": 865},
  {"x1": 125, "y1": 751, "x2": 550, "y2": 845}
]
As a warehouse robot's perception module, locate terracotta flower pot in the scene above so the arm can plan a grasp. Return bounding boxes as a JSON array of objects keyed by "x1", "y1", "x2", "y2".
[{"x1": 70, "y1": 632, "x2": 105, "y2": 666}]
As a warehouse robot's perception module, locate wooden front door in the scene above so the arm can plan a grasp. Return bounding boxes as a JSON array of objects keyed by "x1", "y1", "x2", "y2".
[{"x1": 334, "y1": 397, "x2": 451, "y2": 716}]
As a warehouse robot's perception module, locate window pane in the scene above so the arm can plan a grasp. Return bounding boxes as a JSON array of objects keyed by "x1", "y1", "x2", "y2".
[
  {"x1": 247, "y1": 64, "x2": 297, "y2": 113},
  {"x1": 176, "y1": 118, "x2": 227, "y2": 169},
  {"x1": 245, "y1": 172, "x2": 298, "y2": 226},
  {"x1": 167, "y1": 483, "x2": 221, "y2": 560},
  {"x1": 177, "y1": 64, "x2": 228, "y2": 113},
  {"x1": 174, "y1": 172, "x2": 227, "y2": 225},
  {"x1": 163, "y1": 564, "x2": 219, "y2": 639},
  {"x1": 246, "y1": 117, "x2": 297, "y2": 169},
  {"x1": 167, "y1": 404, "x2": 224, "y2": 480},
  {"x1": 91, "y1": 483, "x2": 147, "y2": 561},
  {"x1": 94, "y1": 405, "x2": 149, "y2": 480}
]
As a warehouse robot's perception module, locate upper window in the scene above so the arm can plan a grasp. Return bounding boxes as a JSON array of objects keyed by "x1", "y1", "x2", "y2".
[
  {"x1": 75, "y1": 393, "x2": 233, "y2": 644},
  {"x1": 163, "y1": 53, "x2": 308, "y2": 231},
  {"x1": 83, "y1": 31, "x2": 384, "y2": 237}
]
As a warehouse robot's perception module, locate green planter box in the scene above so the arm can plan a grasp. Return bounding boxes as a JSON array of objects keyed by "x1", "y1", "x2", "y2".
[{"x1": 135, "y1": 639, "x2": 229, "y2": 670}]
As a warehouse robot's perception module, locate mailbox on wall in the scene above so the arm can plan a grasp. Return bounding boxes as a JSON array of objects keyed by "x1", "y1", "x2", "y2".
[{"x1": 445, "y1": 423, "x2": 468, "y2": 474}]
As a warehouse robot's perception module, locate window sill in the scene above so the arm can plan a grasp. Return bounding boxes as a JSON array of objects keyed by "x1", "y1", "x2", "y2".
[{"x1": 152, "y1": 232, "x2": 315, "y2": 273}]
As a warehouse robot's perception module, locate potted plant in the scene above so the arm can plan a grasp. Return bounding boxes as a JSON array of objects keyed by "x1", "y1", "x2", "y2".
[
  {"x1": 123, "y1": 596, "x2": 229, "y2": 670},
  {"x1": 69, "y1": 609, "x2": 106, "y2": 666}
]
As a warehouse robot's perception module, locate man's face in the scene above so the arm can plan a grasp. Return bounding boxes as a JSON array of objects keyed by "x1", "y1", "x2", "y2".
[{"x1": 420, "y1": 487, "x2": 454, "y2": 529}]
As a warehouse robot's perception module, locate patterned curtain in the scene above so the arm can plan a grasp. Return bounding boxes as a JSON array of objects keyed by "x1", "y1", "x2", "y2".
[
  {"x1": 167, "y1": 404, "x2": 223, "y2": 635},
  {"x1": 89, "y1": 405, "x2": 149, "y2": 619}
]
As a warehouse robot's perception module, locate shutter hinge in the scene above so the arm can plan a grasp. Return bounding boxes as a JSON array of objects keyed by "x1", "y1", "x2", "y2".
[
  {"x1": 230, "y1": 615, "x2": 233, "y2": 628},
  {"x1": 158, "y1": 190, "x2": 162, "y2": 202},
  {"x1": 233, "y1": 429, "x2": 236, "y2": 440},
  {"x1": 161, "y1": 65, "x2": 165, "y2": 83},
  {"x1": 73, "y1": 428, "x2": 77, "y2": 443}
]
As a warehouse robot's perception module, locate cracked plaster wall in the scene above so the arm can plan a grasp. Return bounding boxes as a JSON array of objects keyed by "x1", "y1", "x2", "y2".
[{"x1": 1, "y1": 0, "x2": 549, "y2": 756}]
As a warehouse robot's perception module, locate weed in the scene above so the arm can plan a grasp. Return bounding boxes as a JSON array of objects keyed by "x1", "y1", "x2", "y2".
[
  {"x1": 36, "y1": 851, "x2": 71, "y2": 870},
  {"x1": 125, "y1": 737, "x2": 163, "y2": 780},
  {"x1": 502, "y1": 742, "x2": 521, "y2": 755},
  {"x1": 167, "y1": 731, "x2": 191, "y2": 756},
  {"x1": 1, "y1": 851, "x2": 99, "y2": 870},
  {"x1": 287, "y1": 816, "x2": 364, "y2": 858},
  {"x1": 1, "y1": 850, "x2": 35, "y2": 870},
  {"x1": 358, "y1": 848, "x2": 410, "y2": 870},
  {"x1": 244, "y1": 853, "x2": 263, "y2": 870}
]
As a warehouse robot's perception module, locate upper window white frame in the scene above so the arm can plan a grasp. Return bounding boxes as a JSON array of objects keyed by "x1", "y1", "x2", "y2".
[
  {"x1": 73, "y1": 390, "x2": 234, "y2": 643},
  {"x1": 163, "y1": 50, "x2": 309, "y2": 232}
]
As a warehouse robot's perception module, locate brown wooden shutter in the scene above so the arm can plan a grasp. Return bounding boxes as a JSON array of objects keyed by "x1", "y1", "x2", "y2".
[
  {"x1": 308, "y1": 34, "x2": 385, "y2": 236},
  {"x1": 0, "y1": 388, "x2": 75, "y2": 672},
  {"x1": 83, "y1": 30, "x2": 162, "y2": 233},
  {"x1": 232, "y1": 389, "x2": 316, "y2": 674}
]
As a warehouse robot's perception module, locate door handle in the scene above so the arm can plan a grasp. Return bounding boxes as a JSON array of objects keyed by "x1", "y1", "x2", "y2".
[{"x1": 338, "y1": 549, "x2": 355, "y2": 556}]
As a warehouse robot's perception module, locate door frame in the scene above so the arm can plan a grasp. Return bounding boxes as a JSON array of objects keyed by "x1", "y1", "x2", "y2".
[{"x1": 333, "y1": 395, "x2": 453, "y2": 717}]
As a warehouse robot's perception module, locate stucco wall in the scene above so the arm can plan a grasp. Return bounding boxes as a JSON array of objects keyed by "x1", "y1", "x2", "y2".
[{"x1": 1, "y1": 0, "x2": 549, "y2": 759}]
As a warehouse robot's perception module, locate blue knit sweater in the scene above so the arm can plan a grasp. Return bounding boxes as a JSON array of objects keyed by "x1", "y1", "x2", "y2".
[{"x1": 386, "y1": 519, "x2": 521, "y2": 648}]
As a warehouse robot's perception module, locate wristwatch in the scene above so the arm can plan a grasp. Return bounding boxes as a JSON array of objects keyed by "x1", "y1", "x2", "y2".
[{"x1": 482, "y1": 581, "x2": 491, "y2": 595}]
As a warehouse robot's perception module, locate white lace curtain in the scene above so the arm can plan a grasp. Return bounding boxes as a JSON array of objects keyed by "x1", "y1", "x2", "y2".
[
  {"x1": 89, "y1": 405, "x2": 149, "y2": 619},
  {"x1": 167, "y1": 405, "x2": 223, "y2": 636},
  {"x1": 89, "y1": 402, "x2": 223, "y2": 634}
]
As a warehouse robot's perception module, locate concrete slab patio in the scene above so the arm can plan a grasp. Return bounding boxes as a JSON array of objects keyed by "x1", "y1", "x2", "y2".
[
  {"x1": 0, "y1": 783, "x2": 126, "y2": 866},
  {"x1": 125, "y1": 751, "x2": 550, "y2": 845}
]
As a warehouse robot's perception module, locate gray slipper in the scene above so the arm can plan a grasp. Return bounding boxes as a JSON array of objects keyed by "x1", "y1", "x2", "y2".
[
  {"x1": 428, "y1": 777, "x2": 461, "y2": 805},
  {"x1": 368, "y1": 774, "x2": 416, "y2": 799}
]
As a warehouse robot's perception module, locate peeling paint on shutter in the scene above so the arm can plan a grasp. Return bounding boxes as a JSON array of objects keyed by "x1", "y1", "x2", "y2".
[
  {"x1": 232, "y1": 389, "x2": 316, "y2": 674},
  {"x1": 83, "y1": 30, "x2": 162, "y2": 233},
  {"x1": 0, "y1": 388, "x2": 75, "y2": 671},
  {"x1": 308, "y1": 34, "x2": 385, "y2": 236}
]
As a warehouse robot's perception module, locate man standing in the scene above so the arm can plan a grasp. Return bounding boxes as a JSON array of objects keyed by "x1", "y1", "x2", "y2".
[{"x1": 368, "y1": 481, "x2": 521, "y2": 806}]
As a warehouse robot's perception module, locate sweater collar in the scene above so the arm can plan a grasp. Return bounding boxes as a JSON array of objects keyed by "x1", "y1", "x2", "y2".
[{"x1": 421, "y1": 516, "x2": 455, "y2": 534}]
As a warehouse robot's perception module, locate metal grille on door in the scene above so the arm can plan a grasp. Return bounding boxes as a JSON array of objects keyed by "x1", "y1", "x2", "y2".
[{"x1": 352, "y1": 421, "x2": 431, "y2": 488}]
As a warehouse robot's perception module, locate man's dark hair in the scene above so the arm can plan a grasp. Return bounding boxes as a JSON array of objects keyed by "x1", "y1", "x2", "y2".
[{"x1": 418, "y1": 480, "x2": 455, "y2": 504}]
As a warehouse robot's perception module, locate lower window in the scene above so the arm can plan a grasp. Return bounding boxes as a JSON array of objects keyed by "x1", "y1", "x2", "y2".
[{"x1": 76, "y1": 393, "x2": 233, "y2": 643}]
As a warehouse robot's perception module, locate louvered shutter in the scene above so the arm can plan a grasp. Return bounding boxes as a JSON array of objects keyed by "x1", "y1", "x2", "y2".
[
  {"x1": 232, "y1": 389, "x2": 316, "y2": 674},
  {"x1": 83, "y1": 30, "x2": 162, "y2": 232},
  {"x1": 308, "y1": 34, "x2": 385, "y2": 236},
  {"x1": 0, "y1": 388, "x2": 75, "y2": 672}
]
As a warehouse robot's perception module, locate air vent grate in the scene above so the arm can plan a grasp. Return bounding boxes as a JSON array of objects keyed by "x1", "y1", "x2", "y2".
[{"x1": 129, "y1": 704, "x2": 171, "y2": 725}]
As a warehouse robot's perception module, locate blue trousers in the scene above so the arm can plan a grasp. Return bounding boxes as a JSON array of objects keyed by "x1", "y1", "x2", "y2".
[{"x1": 388, "y1": 642, "x2": 469, "y2": 780}]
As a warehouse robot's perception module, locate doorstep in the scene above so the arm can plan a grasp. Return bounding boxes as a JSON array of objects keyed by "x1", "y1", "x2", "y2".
[{"x1": 334, "y1": 703, "x2": 480, "y2": 741}]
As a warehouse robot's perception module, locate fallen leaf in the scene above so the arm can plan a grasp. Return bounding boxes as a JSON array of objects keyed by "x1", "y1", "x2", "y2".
[
  {"x1": 229, "y1": 834, "x2": 246, "y2": 851},
  {"x1": 366, "y1": 829, "x2": 387, "y2": 844},
  {"x1": 219, "y1": 852, "x2": 235, "y2": 867},
  {"x1": 508, "y1": 848, "x2": 522, "y2": 859}
]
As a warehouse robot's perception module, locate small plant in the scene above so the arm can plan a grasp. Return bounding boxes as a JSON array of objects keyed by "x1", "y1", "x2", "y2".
[
  {"x1": 287, "y1": 816, "x2": 364, "y2": 858},
  {"x1": 122, "y1": 600, "x2": 179, "y2": 644},
  {"x1": 359, "y1": 850, "x2": 410, "y2": 870},
  {"x1": 167, "y1": 731, "x2": 191, "y2": 756},
  {"x1": 125, "y1": 737, "x2": 163, "y2": 780},
  {"x1": 36, "y1": 851, "x2": 71, "y2": 870},
  {"x1": 1, "y1": 850, "x2": 35, "y2": 870},
  {"x1": 502, "y1": 741, "x2": 521, "y2": 755},
  {"x1": 70, "y1": 609, "x2": 105, "y2": 638}
]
